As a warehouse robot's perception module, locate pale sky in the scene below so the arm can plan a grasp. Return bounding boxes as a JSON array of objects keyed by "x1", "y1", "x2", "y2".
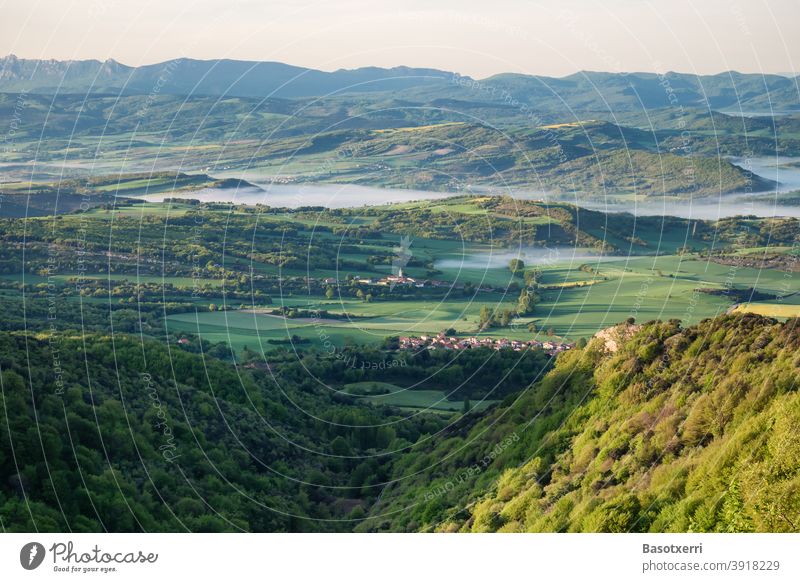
[{"x1": 1, "y1": 0, "x2": 797, "y2": 78}]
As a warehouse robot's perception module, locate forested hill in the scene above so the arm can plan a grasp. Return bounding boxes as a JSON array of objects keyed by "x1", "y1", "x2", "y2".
[
  {"x1": 361, "y1": 314, "x2": 800, "y2": 533},
  {"x1": 0, "y1": 332, "x2": 449, "y2": 532},
  {"x1": 2, "y1": 314, "x2": 798, "y2": 532}
]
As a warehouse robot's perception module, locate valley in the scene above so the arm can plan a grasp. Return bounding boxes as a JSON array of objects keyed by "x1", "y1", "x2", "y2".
[{"x1": 0, "y1": 55, "x2": 798, "y2": 535}]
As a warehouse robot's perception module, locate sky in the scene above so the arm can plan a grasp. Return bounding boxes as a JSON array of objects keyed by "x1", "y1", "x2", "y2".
[{"x1": 1, "y1": 0, "x2": 797, "y2": 78}]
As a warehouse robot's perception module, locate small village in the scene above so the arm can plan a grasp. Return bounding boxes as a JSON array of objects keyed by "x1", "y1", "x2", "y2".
[
  {"x1": 398, "y1": 333, "x2": 574, "y2": 355},
  {"x1": 324, "y1": 268, "x2": 452, "y2": 290},
  {"x1": 318, "y1": 268, "x2": 498, "y2": 293}
]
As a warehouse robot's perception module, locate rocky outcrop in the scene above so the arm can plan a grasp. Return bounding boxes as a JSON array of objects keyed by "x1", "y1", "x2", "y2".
[{"x1": 591, "y1": 322, "x2": 642, "y2": 353}]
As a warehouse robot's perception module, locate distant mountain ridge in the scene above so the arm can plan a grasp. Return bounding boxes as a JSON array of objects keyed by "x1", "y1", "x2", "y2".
[
  {"x1": 0, "y1": 54, "x2": 455, "y2": 98},
  {"x1": 1, "y1": 55, "x2": 798, "y2": 111},
  {"x1": 422, "y1": 69, "x2": 800, "y2": 112}
]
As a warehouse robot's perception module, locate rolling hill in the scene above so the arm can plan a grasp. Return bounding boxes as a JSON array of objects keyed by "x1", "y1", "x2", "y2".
[{"x1": 361, "y1": 314, "x2": 800, "y2": 532}]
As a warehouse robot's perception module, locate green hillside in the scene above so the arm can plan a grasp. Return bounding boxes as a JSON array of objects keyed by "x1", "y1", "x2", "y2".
[
  {"x1": 244, "y1": 122, "x2": 771, "y2": 197},
  {"x1": 361, "y1": 314, "x2": 800, "y2": 532},
  {"x1": 0, "y1": 332, "x2": 446, "y2": 531},
  {"x1": 0, "y1": 92, "x2": 789, "y2": 199}
]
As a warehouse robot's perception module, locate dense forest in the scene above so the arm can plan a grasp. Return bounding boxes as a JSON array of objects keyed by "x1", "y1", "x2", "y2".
[
  {"x1": 0, "y1": 331, "x2": 454, "y2": 531},
  {"x1": 1, "y1": 313, "x2": 797, "y2": 532}
]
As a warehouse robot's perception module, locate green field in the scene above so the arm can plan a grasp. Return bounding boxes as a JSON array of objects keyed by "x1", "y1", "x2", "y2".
[
  {"x1": 734, "y1": 302, "x2": 800, "y2": 318},
  {"x1": 84, "y1": 202, "x2": 200, "y2": 218},
  {"x1": 6, "y1": 191, "x2": 797, "y2": 355},
  {"x1": 165, "y1": 294, "x2": 541, "y2": 353},
  {"x1": 161, "y1": 247, "x2": 800, "y2": 352},
  {"x1": 361, "y1": 389, "x2": 498, "y2": 414}
]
